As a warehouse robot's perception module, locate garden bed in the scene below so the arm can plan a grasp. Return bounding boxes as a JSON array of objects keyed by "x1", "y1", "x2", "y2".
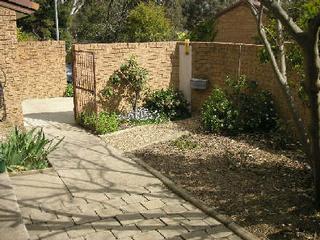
[
  {"x1": 124, "y1": 120, "x2": 320, "y2": 240},
  {"x1": 0, "y1": 128, "x2": 60, "y2": 174}
]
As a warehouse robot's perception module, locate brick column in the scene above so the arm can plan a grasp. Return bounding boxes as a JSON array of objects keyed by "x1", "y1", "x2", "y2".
[{"x1": 0, "y1": 6, "x2": 23, "y2": 125}]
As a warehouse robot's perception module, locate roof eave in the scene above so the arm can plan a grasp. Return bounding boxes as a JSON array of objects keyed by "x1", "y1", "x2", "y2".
[{"x1": 0, "y1": 0, "x2": 39, "y2": 17}]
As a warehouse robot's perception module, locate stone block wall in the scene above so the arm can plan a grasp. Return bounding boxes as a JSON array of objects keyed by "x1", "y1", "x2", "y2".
[
  {"x1": 191, "y1": 42, "x2": 310, "y2": 125},
  {"x1": 74, "y1": 42, "x2": 179, "y2": 113},
  {"x1": 17, "y1": 41, "x2": 67, "y2": 100},
  {"x1": 74, "y1": 41, "x2": 309, "y2": 127},
  {"x1": 0, "y1": 5, "x2": 67, "y2": 126},
  {"x1": 214, "y1": 4, "x2": 258, "y2": 44},
  {"x1": 0, "y1": 6, "x2": 23, "y2": 125}
]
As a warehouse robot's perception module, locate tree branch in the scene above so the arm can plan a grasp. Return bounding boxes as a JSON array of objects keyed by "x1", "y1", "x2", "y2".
[
  {"x1": 308, "y1": 13, "x2": 320, "y2": 38},
  {"x1": 248, "y1": 0, "x2": 306, "y2": 45},
  {"x1": 248, "y1": 1, "x2": 312, "y2": 159}
]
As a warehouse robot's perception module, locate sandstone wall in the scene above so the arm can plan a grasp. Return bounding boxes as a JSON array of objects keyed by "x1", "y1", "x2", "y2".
[
  {"x1": 17, "y1": 41, "x2": 67, "y2": 100},
  {"x1": 191, "y1": 42, "x2": 309, "y2": 125},
  {"x1": 74, "y1": 42, "x2": 179, "y2": 113}
]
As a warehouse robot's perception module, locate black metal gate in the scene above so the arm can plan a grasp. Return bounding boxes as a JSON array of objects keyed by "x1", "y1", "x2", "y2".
[{"x1": 73, "y1": 50, "x2": 97, "y2": 121}]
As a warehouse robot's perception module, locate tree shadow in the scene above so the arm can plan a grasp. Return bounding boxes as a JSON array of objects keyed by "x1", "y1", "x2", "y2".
[
  {"x1": 24, "y1": 111, "x2": 75, "y2": 125},
  {"x1": 4, "y1": 121, "x2": 234, "y2": 240},
  {"x1": 133, "y1": 143, "x2": 320, "y2": 240}
]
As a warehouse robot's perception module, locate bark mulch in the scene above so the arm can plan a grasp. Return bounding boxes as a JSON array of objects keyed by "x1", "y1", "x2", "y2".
[{"x1": 133, "y1": 124, "x2": 320, "y2": 240}]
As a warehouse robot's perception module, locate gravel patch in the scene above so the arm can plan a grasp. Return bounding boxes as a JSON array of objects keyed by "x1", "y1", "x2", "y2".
[
  {"x1": 102, "y1": 118, "x2": 320, "y2": 239},
  {"x1": 101, "y1": 119, "x2": 198, "y2": 152},
  {"x1": 131, "y1": 122, "x2": 319, "y2": 240}
]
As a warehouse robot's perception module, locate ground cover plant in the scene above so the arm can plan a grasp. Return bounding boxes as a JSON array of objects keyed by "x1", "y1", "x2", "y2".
[
  {"x1": 0, "y1": 127, "x2": 62, "y2": 172},
  {"x1": 119, "y1": 107, "x2": 168, "y2": 128},
  {"x1": 80, "y1": 111, "x2": 120, "y2": 135},
  {"x1": 80, "y1": 107, "x2": 168, "y2": 134}
]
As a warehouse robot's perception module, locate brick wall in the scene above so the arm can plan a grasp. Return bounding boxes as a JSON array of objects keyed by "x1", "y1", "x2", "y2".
[
  {"x1": 0, "y1": 6, "x2": 23, "y2": 125},
  {"x1": 74, "y1": 42, "x2": 179, "y2": 113},
  {"x1": 0, "y1": 6, "x2": 67, "y2": 125},
  {"x1": 17, "y1": 41, "x2": 67, "y2": 100},
  {"x1": 73, "y1": 41, "x2": 309, "y2": 128},
  {"x1": 191, "y1": 42, "x2": 310, "y2": 125},
  {"x1": 214, "y1": 4, "x2": 258, "y2": 44}
]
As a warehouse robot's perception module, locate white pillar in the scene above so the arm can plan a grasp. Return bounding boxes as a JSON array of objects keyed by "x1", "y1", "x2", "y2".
[{"x1": 179, "y1": 45, "x2": 192, "y2": 106}]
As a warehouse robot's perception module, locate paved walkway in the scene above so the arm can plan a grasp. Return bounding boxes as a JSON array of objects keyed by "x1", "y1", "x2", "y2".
[{"x1": 12, "y1": 98, "x2": 241, "y2": 240}]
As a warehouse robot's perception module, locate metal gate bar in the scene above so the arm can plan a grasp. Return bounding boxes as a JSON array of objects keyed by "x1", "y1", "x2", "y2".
[{"x1": 72, "y1": 50, "x2": 97, "y2": 121}]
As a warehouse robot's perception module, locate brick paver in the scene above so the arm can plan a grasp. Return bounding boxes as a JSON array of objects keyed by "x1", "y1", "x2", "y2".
[{"x1": 11, "y1": 102, "x2": 241, "y2": 240}]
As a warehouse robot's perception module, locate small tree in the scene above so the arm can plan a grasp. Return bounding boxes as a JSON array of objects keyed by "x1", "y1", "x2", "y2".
[
  {"x1": 108, "y1": 56, "x2": 148, "y2": 117},
  {"x1": 247, "y1": 0, "x2": 320, "y2": 206},
  {"x1": 125, "y1": 2, "x2": 174, "y2": 42}
]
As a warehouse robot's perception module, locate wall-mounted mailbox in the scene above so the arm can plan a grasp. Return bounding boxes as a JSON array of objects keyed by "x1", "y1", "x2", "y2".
[{"x1": 191, "y1": 78, "x2": 208, "y2": 90}]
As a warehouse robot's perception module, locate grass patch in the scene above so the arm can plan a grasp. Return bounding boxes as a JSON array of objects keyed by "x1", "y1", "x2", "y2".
[{"x1": 172, "y1": 135, "x2": 199, "y2": 150}]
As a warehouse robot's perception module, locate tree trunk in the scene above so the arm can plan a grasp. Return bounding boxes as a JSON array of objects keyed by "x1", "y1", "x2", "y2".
[
  {"x1": 302, "y1": 31, "x2": 320, "y2": 206},
  {"x1": 248, "y1": 0, "x2": 320, "y2": 207},
  {"x1": 133, "y1": 91, "x2": 139, "y2": 119}
]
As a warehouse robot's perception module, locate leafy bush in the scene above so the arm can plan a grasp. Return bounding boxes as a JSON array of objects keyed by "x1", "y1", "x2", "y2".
[
  {"x1": 201, "y1": 89, "x2": 239, "y2": 134},
  {"x1": 144, "y1": 88, "x2": 190, "y2": 120},
  {"x1": 189, "y1": 18, "x2": 216, "y2": 41},
  {"x1": 126, "y1": 2, "x2": 174, "y2": 42},
  {"x1": 104, "y1": 56, "x2": 148, "y2": 116},
  {"x1": 65, "y1": 83, "x2": 74, "y2": 97},
  {"x1": 201, "y1": 76, "x2": 278, "y2": 135},
  {"x1": 17, "y1": 27, "x2": 37, "y2": 42},
  {"x1": 0, "y1": 128, "x2": 62, "y2": 172},
  {"x1": 81, "y1": 111, "x2": 119, "y2": 135}
]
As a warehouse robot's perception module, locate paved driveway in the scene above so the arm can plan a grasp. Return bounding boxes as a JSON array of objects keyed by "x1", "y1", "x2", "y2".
[
  {"x1": 11, "y1": 98, "x2": 241, "y2": 240},
  {"x1": 22, "y1": 97, "x2": 75, "y2": 128}
]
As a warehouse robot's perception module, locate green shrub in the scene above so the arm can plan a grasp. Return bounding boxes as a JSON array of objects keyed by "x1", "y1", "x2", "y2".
[
  {"x1": 65, "y1": 83, "x2": 74, "y2": 97},
  {"x1": 17, "y1": 27, "x2": 37, "y2": 42},
  {"x1": 0, "y1": 128, "x2": 63, "y2": 172},
  {"x1": 81, "y1": 111, "x2": 119, "y2": 134},
  {"x1": 144, "y1": 88, "x2": 190, "y2": 120},
  {"x1": 104, "y1": 56, "x2": 148, "y2": 116},
  {"x1": 201, "y1": 89, "x2": 239, "y2": 134},
  {"x1": 201, "y1": 76, "x2": 278, "y2": 135},
  {"x1": 126, "y1": 2, "x2": 174, "y2": 42}
]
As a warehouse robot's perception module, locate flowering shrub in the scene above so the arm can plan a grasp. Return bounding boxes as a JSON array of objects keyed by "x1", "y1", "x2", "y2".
[
  {"x1": 120, "y1": 107, "x2": 160, "y2": 121},
  {"x1": 201, "y1": 75, "x2": 278, "y2": 135}
]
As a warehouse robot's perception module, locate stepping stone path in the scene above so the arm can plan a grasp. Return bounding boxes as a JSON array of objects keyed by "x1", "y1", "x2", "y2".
[{"x1": 11, "y1": 99, "x2": 242, "y2": 240}]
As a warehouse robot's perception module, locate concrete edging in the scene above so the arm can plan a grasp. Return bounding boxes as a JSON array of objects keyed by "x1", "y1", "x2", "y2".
[
  {"x1": 126, "y1": 153, "x2": 261, "y2": 240},
  {"x1": 9, "y1": 167, "x2": 54, "y2": 177}
]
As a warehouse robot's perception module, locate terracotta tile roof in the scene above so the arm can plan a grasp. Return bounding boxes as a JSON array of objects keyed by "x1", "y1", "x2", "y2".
[{"x1": 0, "y1": 0, "x2": 39, "y2": 15}]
